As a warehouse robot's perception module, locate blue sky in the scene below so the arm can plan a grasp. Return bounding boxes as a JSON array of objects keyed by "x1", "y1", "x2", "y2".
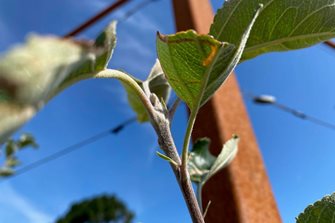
[{"x1": 0, "y1": 0, "x2": 335, "y2": 222}]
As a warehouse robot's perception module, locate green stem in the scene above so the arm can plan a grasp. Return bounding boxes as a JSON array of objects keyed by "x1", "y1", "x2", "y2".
[
  {"x1": 182, "y1": 109, "x2": 198, "y2": 169},
  {"x1": 94, "y1": 69, "x2": 153, "y2": 114},
  {"x1": 96, "y1": 69, "x2": 204, "y2": 223}
]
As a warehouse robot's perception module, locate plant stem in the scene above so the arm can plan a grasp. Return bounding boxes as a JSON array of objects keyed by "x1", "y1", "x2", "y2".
[
  {"x1": 179, "y1": 110, "x2": 204, "y2": 223},
  {"x1": 182, "y1": 110, "x2": 197, "y2": 168},
  {"x1": 95, "y1": 69, "x2": 204, "y2": 223},
  {"x1": 154, "y1": 111, "x2": 204, "y2": 223},
  {"x1": 95, "y1": 69, "x2": 153, "y2": 111}
]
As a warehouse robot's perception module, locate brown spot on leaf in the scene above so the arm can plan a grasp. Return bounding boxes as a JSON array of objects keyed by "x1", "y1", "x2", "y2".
[{"x1": 202, "y1": 45, "x2": 218, "y2": 66}]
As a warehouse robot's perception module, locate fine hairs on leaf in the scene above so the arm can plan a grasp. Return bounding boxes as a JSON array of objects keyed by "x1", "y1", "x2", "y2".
[
  {"x1": 188, "y1": 136, "x2": 239, "y2": 210},
  {"x1": 0, "y1": 21, "x2": 117, "y2": 146},
  {"x1": 1, "y1": 0, "x2": 335, "y2": 222}
]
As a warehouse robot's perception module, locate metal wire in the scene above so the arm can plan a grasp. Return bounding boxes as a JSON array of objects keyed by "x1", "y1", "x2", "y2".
[{"x1": 0, "y1": 117, "x2": 136, "y2": 182}]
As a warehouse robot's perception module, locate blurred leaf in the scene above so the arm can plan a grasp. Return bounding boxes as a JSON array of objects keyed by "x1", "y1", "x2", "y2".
[
  {"x1": 188, "y1": 138, "x2": 215, "y2": 183},
  {"x1": 157, "y1": 6, "x2": 261, "y2": 111},
  {"x1": 210, "y1": 0, "x2": 335, "y2": 61},
  {"x1": 17, "y1": 133, "x2": 38, "y2": 149},
  {"x1": 296, "y1": 193, "x2": 335, "y2": 223},
  {"x1": 93, "y1": 21, "x2": 117, "y2": 70},
  {"x1": 123, "y1": 76, "x2": 147, "y2": 122},
  {"x1": 0, "y1": 103, "x2": 36, "y2": 145},
  {"x1": 5, "y1": 157, "x2": 20, "y2": 168},
  {"x1": 124, "y1": 60, "x2": 171, "y2": 122},
  {"x1": 56, "y1": 194, "x2": 134, "y2": 223},
  {"x1": 0, "y1": 22, "x2": 117, "y2": 145},
  {"x1": 0, "y1": 168, "x2": 13, "y2": 177},
  {"x1": 5, "y1": 139, "x2": 16, "y2": 158},
  {"x1": 56, "y1": 21, "x2": 117, "y2": 93},
  {"x1": 1, "y1": 133, "x2": 38, "y2": 177}
]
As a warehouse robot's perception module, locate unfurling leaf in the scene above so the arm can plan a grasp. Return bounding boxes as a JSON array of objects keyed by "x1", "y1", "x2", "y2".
[
  {"x1": 296, "y1": 193, "x2": 335, "y2": 223},
  {"x1": 124, "y1": 59, "x2": 171, "y2": 122},
  {"x1": 188, "y1": 136, "x2": 239, "y2": 208},
  {"x1": 188, "y1": 136, "x2": 239, "y2": 186},
  {"x1": 156, "y1": 151, "x2": 178, "y2": 167},
  {"x1": 157, "y1": 6, "x2": 262, "y2": 111},
  {"x1": 211, "y1": 0, "x2": 335, "y2": 61},
  {"x1": 0, "y1": 22, "x2": 117, "y2": 145},
  {"x1": 188, "y1": 138, "x2": 215, "y2": 183},
  {"x1": 203, "y1": 135, "x2": 239, "y2": 184}
]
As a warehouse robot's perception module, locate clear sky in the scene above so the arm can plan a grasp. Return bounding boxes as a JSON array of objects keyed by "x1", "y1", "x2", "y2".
[{"x1": 0, "y1": 0, "x2": 334, "y2": 223}]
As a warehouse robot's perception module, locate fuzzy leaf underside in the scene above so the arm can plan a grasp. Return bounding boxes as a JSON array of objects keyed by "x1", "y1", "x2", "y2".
[
  {"x1": 296, "y1": 193, "x2": 335, "y2": 223},
  {"x1": 188, "y1": 136, "x2": 239, "y2": 207},
  {"x1": 188, "y1": 138, "x2": 216, "y2": 183},
  {"x1": 188, "y1": 136, "x2": 239, "y2": 187},
  {"x1": 210, "y1": 0, "x2": 335, "y2": 61},
  {"x1": 0, "y1": 22, "x2": 117, "y2": 145},
  {"x1": 203, "y1": 135, "x2": 239, "y2": 184}
]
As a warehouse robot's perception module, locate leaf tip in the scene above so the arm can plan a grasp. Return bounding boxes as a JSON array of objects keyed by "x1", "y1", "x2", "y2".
[{"x1": 157, "y1": 31, "x2": 168, "y2": 43}]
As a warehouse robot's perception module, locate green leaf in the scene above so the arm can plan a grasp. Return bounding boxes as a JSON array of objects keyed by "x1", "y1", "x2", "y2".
[
  {"x1": 93, "y1": 21, "x2": 117, "y2": 70},
  {"x1": 17, "y1": 133, "x2": 38, "y2": 149},
  {"x1": 124, "y1": 60, "x2": 171, "y2": 122},
  {"x1": 5, "y1": 157, "x2": 20, "y2": 168},
  {"x1": 157, "y1": 6, "x2": 262, "y2": 110},
  {"x1": 123, "y1": 78, "x2": 147, "y2": 122},
  {"x1": 188, "y1": 136, "x2": 239, "y2": 209},
  {"x1": 210, "y1": 0, "x2": 335, "y2": 61},
  {"x1": 144, "y1": 60, "x2": 171, "y2": 104},
  {"x1": 0, "y1": 168, "x2": 14, "y2": 177},
  {"x1": 56, "y1": 21, "x2": 117, "y2": 93},
  {"x1": 5, "y1": 139, "x2": 16, "y2": 158},
  {"x1": 1, "y1": 133, "x2": 38, "y2": 175},
  {"x1": 203, "y1": 135, "x2": 239, "y2": 184},
  {"x1": 0, "y1": 22, "x2": 117, "y2": 145},
  {"x1": 188, "y1": 136, "x2": 239, "y2": 186},
  {"x1": 188, "y1": 138, "x2": 215, "y2": 183},
  {"x1": 296, "y1": 193, "x2": 335, "y2": 223},
  {"x1": 156, "y1": 151, "x2": 178, "y2": 167}
]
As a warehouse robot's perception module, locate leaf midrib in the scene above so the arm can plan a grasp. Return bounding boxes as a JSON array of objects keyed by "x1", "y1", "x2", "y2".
[{"x1": 191, "y1": 43, "x2": 224, "y2": 113}]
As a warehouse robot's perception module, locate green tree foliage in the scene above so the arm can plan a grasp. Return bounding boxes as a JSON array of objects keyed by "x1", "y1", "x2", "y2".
[
  {"x1": 56, "y1": 195, "x2": 134, "y2": 223},
  {"x1": 296, "y1": 193, "x2": 335, "y2": 223}
]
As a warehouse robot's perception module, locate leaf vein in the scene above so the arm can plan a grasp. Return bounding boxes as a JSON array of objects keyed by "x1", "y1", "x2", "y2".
[{"x1": 288, "y1": 3, "x2": 335, "y2": 36}]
